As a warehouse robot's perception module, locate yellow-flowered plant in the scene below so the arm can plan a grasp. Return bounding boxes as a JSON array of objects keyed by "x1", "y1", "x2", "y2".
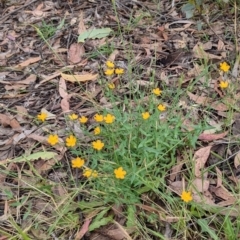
[
  {"x1": 71, "y1": 157, "x2": 85, "y2": 168},
  {"x1": 69, "y1": 113, "x2": 78, "y2": 120},
  {"x1": 114, "y1": 167, "x2": 126, "y2": 179},
  {"x1": 79, "y1": 116, "x2": 88, "y2": 124},
  {"x1": 92, "y1": 140, "x2": 104, "y2": 151},
  {"x1": 157, "y1": 104, "x2": 166, "y2": 112},
  {"x1": 66, "y1": 135, "x2": 77, "y2": 147},
  {"x1": 219, "y1": 80, "x2": 229, "y2": 89},
  {"x1": 47, "y1": 134, "x2": 59, "y2": 146},
  {"x1": 104, "y1": 68, "x2": 115, "y2": 76},
  {"x1": 104, "y1": 114, "x2": 115, "y2": 124},
  {"x1": 152, "y1": 88, "x2": 162, "y2": 96},
  {"x1": 94, "y1": 114, "x2": 104, "y2": 122},
  {"x1": 181, "y1": 191, "x2": 193, "y2": 203},
  {"x1": 219, "y1": 62, "x2": 230, "y2": 72},
  {"x1": 83, "y1": 168, "x2": 98, "y2": 178},
  {"x1": 94, "y1": 126, "x2": 101, "y2": 135},
  {"x1": 37, "y1": 112, "x2": 47, "y2": 122},
  {"x1": 142, "y1": 112, "x2": 150, "y2": 120},
  {"x1": 108, "y1": 83, "x2": 115, "y2": 89},
  {"x1": 115, "y1": 68, "x2": 124, "y2": 75},
  {"x1": 106, "y1": 60, "x2": 115, "y2": 68}
]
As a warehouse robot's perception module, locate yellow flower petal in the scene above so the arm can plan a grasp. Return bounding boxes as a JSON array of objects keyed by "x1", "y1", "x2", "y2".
[
  {"x1": 47, "y1": 134, "x2": 59, "y2": 146},
  {"x1": 181, "y1": 191, "x2": 192, "y2": 203},
  {"x1": 66, "y1": 135, "x2": 77, "y2": 147},
  {"x1": 94, "y1": 126, "x2": 101, "y2": 135},
  {"x1": 108, "y1": 83, "x2": 115, "y2": 89},
  {"x1": 79, "y1": 116, "x2": 88, "y2": 124},
  {"x1": 219, "y1": 62, "x2": 230, "y2": 72},
  {"x1": 105, "y1": 68, "x2": 114, "y2": 76},
  {"x1": 69, "y1": 113, "x2": 78, "y2": 120},
  {"x1": 157, "y1": 104, "x2": 166, "y2": 112},
  {"x1": 71, "y1": 157, "x2": 85, "y2": 168},
  {"x1": 219, "y1": 80, "x2": 229, "y2": 89},
  {"x1": 142, "y1": 112, "x2": 150, "y2": 120},
  {"x1": 115, "y1": 68, "x2": 124, "y2": 75},
  {"x1": 94, "y1": 114, "x2": 104, "y2": 122},
  {"x1": 152, "y1": 88, "x2": 162, "y2": 96},
  {"x1": 114, "y1": 167, "x2": 126, "y2": 179},
  {"x1": 104, "y1": 114, "x2": 115, "y2": 124},
  {"x1": 37, "y1": 112, "x2": 47, "y2": 122},
  {"x1": 83, "y1": 168, "x2": 98, "y2": 178},
  {"x1": 92, "y1": 140, "x2": 104, "y2": 151},
  {"x1": 106, "y1": 61, "x2": 115, "y2": 68}
]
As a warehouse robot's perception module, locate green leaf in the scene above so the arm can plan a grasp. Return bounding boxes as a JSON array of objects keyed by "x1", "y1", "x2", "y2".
[
  {"x1": 1, "y1": 152, "x2": 56, "y2": 165},
  {"x1": 78, "y1": 28, "x2": 112, "y2": 43},
  {"x1": 197, "y1": 219, "x2": 219, "y2": 240},
  {"x1": 181, "y1": 3, "x2": 195, "y2": 19},
  {"x1": 78, "y1": 201, "x2": 105, "y2": 210},
  {"x1": 88, "y1": 208, "x2": 111, "y2": 231},
  {"x1": 89, "y1": 216, "x2": 113, "y2": 232}
]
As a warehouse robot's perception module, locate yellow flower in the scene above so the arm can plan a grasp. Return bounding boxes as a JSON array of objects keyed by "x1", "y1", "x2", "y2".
[
  {"x1": 71, "y1": 157, "x2": 85, "y2": 168},
  {"x1": 114, "y1": 167, "x2": 126, "y2": 179},
  {"x1": 92, "y1": 140, "x2": 104, "y2": 151},
  {"x1": 105, "y1": 68, "x2": 114, "y2": 76},
  {"x1": 94, "y1": 126, "x2": 101, "y2": 135},
  {"x1": 108, "y1": 83, "x2": 115, "y2": 89},
  {"x1": 47, "y1": 134, "x2": 59, "y2": 146},
  {"x1": 152, "y1": 87, "x2": 162, "y2": 96},
  {"x1": 181, "y1": 191, "x2": 193, "y2": 203},
  {"x1": 219, "y1": 62, "x2": 230, "y2": 72},
  {"x1": 83, "y1": 168, "x2": 98, "y2": 178},
  {"x1": 69, "y1": 113, "x2": 78, "y2": 120},
  {"x1": 94, "y1": 114, "x2": 104, "y2": 122},
  {"x1": 66, "y1": 135, "x2": 77, "y2": 147},
  {"x1": 79, "y1": 116, "x2": 88, "y2": 124},
  {"x1": 104, "y1": 114, "x2": 115, "y2": 124},
  {"x1": 106, "y1": 60, "x2": 115, "y2": 68},
  {"x1": 115, "y1": 68, "x2": 124, "y2": 75},
  {"x1": 219, "y1": 80, "x2": 229, "y2": 89},
  {"x1": 37, "y1": 112, "x2": 47, "y2": 122},
  {"x1": 157, "y1": 104, "x2": 166, "y2": 112},
  {"x1": 142, "y1": 112, "x2": 150, "y2": 120}
]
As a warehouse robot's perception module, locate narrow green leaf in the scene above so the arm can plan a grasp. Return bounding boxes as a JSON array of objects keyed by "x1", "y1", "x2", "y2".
[{"x1": 78, "y1": 28, "x2": 112, "y2": 43}]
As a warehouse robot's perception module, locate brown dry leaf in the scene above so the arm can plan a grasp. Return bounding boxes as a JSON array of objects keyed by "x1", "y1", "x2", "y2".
[
  {"x1": 34, "y1": 158, "x2": 57, "y2": 174},
  {"x1": 192, "y1": 178, "x2": 209, "y2": 193},
  {"x1": 61, "y1": 98, "x2": 70, "y2": 112},
  {"x1": 187, "y1": 91, "x2": 212, "y2": 105},
  {"x1": 198, "y1": 130, "x2": 228, "y2": 142},
  {"x1": 216, "y1": 167, "x2": 222, "y2": 187},
  {"x1": 108, "y1": 50, "x2": 119, "y2": 62},
  {"x1": 210, "y1": 101, "x2": 228, "y2": 111},
  {"x1": 15, "y1": 74, "x2": 36, "y2": 85},
  {"x1": 78, "y1": 11, "x2": 87, "y2": 34},
  {"x1": 59, "y1": 77, "x2": 68, "y2": 99},
  {"x1": 194, "y1": 146, "x2": 212, "y2": 177},
  {"x1": 0, "y1": 113, "x2": 21, "y2": 130},
  {"x1": 234, "y1": 152, "x2": 240, "y2": 169},
  {"x1": 75, "y1": 218, "x2": 91, "y2": 239},
  {"x1": 169, "y1": 160, "x2": 184, "y2": 181},
  {"x1": 15, "y1": 106, "x2": 28, "y2": 115},
  {"x1": 209, "y1": 185, "x2": 236, "y2": 201},
  {"x1": 68, "y1": 43, "x2": 85, "y2": 64},
  {"x1": 193, "y1": 43, "x2": 222, "y2": 60},
  {"x1": 5, "y1": 84, "x2": 26, "y2": 91},
  {"x1": 60, "y1": 72, "x2": 98, "y2": 83},
  {"x1": 14, "y1": 56, "x2": 41, "y2": 69}
]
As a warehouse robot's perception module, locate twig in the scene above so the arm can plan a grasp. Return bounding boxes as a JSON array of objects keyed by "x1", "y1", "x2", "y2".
[{"x1": 0, "y1": 0, "x2": 39, "y2": 22}]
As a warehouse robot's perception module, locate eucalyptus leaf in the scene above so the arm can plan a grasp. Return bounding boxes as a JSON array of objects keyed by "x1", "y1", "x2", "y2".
[{"x1": 78, "y1": 28, "x2": 112, "y2": 43}]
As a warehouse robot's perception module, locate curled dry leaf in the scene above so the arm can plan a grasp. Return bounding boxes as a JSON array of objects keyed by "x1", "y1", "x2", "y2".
[
  {"x1": 194, "y1": 146, "x2": 212, "y2": 177},
  {"x1": 198, "y1": 130, "x2": 228, "y2": 141},
  {"x1": 234, "y1": 152, "x2": 240, "y2": 169},
  {"x1": 60, "y1": 72, "x2": 98, "y2": 82},
  {"x1": 14, "y1": 56, "x2": 41, "y2": 69},
  {"x1": 0, "y1": 113, "x2": 21, "y2": 130},
  {"x1": 187, "y1": 91, "x2": 212, "y2": 105},
  {"x1": 68, "y1": 43, "x2": 85, "y2": 64}
]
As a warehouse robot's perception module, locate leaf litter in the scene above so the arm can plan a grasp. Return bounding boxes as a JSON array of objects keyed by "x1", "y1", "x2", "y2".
[{"x1": 0, "y1": 0, "x2": 240, "y2": 239}]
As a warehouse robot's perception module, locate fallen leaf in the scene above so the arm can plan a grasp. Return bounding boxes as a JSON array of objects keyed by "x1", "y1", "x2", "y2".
[
  {"x1": 194, "y1": 146, "x2": 212, "y2": 177},
  {"x1": 68, "y1": 43, "x2": 85, "y2": 64},
  {"x1": 0, "y1": 114, "x2": 21, "y2": 130},
  {"x1": 75, "y1": 219, "x2": 92, "y2": 240},
  {"x1": 61, "y1": 98, "x2": 70, "y2": 112},
  {"x1": 192, "y1": 178, "x2": 209, "y2": 193},
  {"x1": 78, "y1": 28, "x2": 112, "y2": 43},
  {"x1": 187, "y1": 91, "x2": 212, "y2": 105},
  {"x1": 210, "y1": 101, "x2": 228, "y2": 111},
  {"x1": 234, "y1": 152, "x2": 240, "y2": 168},
  {"x1": 59, "y1": 77, "x2": 68, "y2": 98},
  {"x1": 198, "y1": 131, "x2": 228, "y2": 141},
  {"x1": 14, "y1": 57, "x2": 41, "y2": 69},
  {"x1": 60, "y1": 72, "x2": 98, "y2": 82}
]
